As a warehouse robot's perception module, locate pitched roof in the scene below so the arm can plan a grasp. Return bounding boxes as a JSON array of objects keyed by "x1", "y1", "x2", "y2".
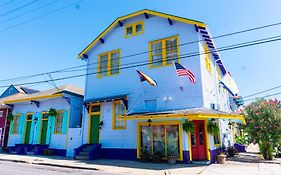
[
  {"x1": 4, "y1": 84, "x2": 84, "y2": 104},
  {"x1": 78, "y1": 9, "x2": 206, "y2": 58}
]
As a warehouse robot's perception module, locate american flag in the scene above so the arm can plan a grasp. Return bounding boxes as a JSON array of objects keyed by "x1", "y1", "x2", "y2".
[{"x1": 174, "y1": 62, "x2": 196, "y2": 83}]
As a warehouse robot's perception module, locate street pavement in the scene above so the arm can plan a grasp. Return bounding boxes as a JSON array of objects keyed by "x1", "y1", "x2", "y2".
[{"x1": 0, "y1": 152, "x2": 279, "y2": 175}]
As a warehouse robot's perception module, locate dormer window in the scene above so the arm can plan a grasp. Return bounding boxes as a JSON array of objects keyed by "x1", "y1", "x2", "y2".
[{"x1": 125, "y1": 21, "x2": 144, "y2": 38}]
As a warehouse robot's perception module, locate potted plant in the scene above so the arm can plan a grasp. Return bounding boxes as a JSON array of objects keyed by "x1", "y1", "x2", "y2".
[
  {"x1": 140, "y1": 145, "x2": 150, "y2": 162},
  {"x1": 167, "y1": 145, "x2": 178, "y2": 165},
  {"x1": 207, "y1": 120, "x2": 220, "y2": 135},
  {"x1": 48, "y1": 108, "x2": 57, "y2": 116},
  {"x1": 182, "y1": 119, "x2": 194, "y2": 133},
  {"x1": 217, "y1": 152, "x2": 226, "y2": 164}
]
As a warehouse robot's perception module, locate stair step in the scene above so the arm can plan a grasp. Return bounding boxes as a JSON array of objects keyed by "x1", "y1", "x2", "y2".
[
  {"x1": 80, "y1": 151, "x2": 90, "y2": 156},
  {"x1": 26, "y1": 152, "x2": 35, "y2": 155},
  {"x1": 83, "y1": 147, "x2": 92, "y2": 151},
  {"x1": 10, "y1": 151, "x2": 17, "y2": 154},
  {"x1": 75, "y1": 155, "x2": 89, "y2": 160},
  {"x1": 191, "y1": 161, "x2": 211, "y2": 165}
]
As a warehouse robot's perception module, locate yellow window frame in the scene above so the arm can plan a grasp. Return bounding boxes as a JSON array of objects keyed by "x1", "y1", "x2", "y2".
[
  {"x1": 204, "y1": 43, "x2": 212, "y2": 74},
  {"x1": 112, "y1": 100, "x2": 126, "y2": 130},
  {"x1": 124, "y1": 20, "x2": 144, "y2": 38},
  {"x1": 97, "y1": 49, "x2": 120, "y2": 78},
  {"x1": 137, "y1": 120, "x2": 183, "y2": 161},
  {"x1": 54, "y1": 110, "x2": 64, "y2": 134},
  {"x1": 149, "y1": 35, "x2": 180, "y2": 68},
  {"x1": 13, "y1": 114, "x2": 21, "y2": 134}
]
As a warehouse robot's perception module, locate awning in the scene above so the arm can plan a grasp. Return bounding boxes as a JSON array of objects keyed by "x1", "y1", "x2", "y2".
[
  {"x1": 123, "y1": 107, "x2": 246, "y2": 124},
  {"x1": 84, "y1": 94, "x2": 128, "y2": 109}
]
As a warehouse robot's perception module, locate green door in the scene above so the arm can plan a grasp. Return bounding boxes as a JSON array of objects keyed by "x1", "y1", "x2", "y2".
[
  {"x1": 24, "y1": 121, "x2": 32, "y2": 144},
  {"x1": 90, "y1": 115, "x2": 100, "y2": 144},
  {"x1": 40, "y1": 120, "x2": 48, "y2": 144}
]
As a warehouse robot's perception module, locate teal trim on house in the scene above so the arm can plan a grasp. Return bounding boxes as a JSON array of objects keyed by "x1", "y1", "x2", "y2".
[
  {"x1": 20, "y1": 114, "x2": 26, "y2": 142},
  {"x1": 29, "y1": 114, "x2": 36, "y2": 144},
  {"x1": 9, "y1": 119, "x2": 14, "y2": 134},
  {"x1": 46, "y1": 116, "x2": 55, "y2": 144},
  {"x1": 62, "y1": 111, "x2": 68, "y2": 134},
  {"x1": 35, "y1": 113, "x2": 42, "y2": 144}
]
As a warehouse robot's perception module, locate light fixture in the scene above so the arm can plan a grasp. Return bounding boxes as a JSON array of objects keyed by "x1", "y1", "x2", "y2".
[{"x1": 147, "y1": 119, "x2": 152, "y2": 127}]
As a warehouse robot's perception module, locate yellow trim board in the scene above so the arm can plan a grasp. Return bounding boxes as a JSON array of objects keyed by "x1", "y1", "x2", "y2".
[
  {"x1": 122, "y1": 113, "x2": 246, "y2": 125},
  {"x1": 78, "y1": 9, "x2": 206, "y2": 58},
  {"x1": 4, "y1": 94, "x2": 63, "y2": 104}
]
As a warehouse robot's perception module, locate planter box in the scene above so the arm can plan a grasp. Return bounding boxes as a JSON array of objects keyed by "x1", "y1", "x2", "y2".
[{"x1": 217, "y1": 154, "x2": 226, "y2": 164}]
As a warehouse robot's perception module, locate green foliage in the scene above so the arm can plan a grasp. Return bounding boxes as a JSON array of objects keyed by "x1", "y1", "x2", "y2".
[
  {"x1": 7, "y1": 112, "x2": 14, "y2": 121},
  {"x1": 182, "y1": 120, "x2": 194, "y2": 133},
  {"x1": 207, "y1": 120, "x2": 220, "y2": 135},
  {"x1": 48, "y1": 108, "x2": 57, "y2": 116},
  {"x1": 235, "y1": 134, "x2": 249, "y2": 145},
  {"x1": 244, "y1": 98, "x2": 281, "y2": 160}
]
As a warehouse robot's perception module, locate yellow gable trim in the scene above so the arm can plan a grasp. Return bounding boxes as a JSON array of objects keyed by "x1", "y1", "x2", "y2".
[
  {"x1": 78, "y1": 9, "x2": 206, "y2": 59},
  {"x1": 4, "y1": 94, "x2": 63, "y2": 104}
]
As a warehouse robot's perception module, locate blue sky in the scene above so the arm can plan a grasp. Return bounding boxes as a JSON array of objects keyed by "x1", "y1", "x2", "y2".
[{"x1": 0, "y1": 0, "x2": 281, "y2": 102}]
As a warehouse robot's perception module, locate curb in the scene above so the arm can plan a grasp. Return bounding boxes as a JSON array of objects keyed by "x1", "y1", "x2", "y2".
[
  {"x1": 0, "y1": 158, "x2": 29, "y2": 164},
  {"x1": 32, "y1": 162, "x2": 99, "y2": 171},
  {"x1": 0, "y1": 158, "x2": 99, "y2": 171}
]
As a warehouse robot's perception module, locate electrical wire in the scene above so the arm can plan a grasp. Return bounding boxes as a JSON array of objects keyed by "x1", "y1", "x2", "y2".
[
  {"x1": 243, "y1": 85, "x2": 281, "y2": 98},
  {"x1": 0, "y1": 0, "x2": 39, "y2": 18},
  {"x1": 0, "y1": 0, "x2": 13, "y2": 8},
  {"x1": 244, "y1": 92, "x2": 281, "y2": 102},
  {"x1": 1, "y1": 20, "x2": 281, "y2": 83},
  {"x1": 0, "y1": 34, "x2": 281, "y2": 88}
]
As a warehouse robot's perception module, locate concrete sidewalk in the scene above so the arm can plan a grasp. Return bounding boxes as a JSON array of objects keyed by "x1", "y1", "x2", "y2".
[{"x1": 0, "y1": 153, "x2": 280, "y2": 175}]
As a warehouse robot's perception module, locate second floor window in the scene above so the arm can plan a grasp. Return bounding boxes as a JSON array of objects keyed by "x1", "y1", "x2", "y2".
[
  {"x1": 149, "y1": 36, "x2": 179, "y2": 68},
  {"x1": 125, "y1": 21, "x2": 144, "y2": 38},
  {"x1": 98, "y1": 50, "x2": 120, "y2": 77}
]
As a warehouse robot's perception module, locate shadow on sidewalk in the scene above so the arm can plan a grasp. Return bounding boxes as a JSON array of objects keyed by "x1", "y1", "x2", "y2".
[
  {"x1": 228, "y1": 152, "x2": 280, "y2": 164},
  {"x1": 76, "y1": 159, "x2": 206, "y2": 171}
]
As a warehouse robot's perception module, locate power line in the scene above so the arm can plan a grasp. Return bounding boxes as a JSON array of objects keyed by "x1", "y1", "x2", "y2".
[
  {"x1": 1, "y1": 20, "x2": 281, "y2": 83},
  {"x1": 1, "y1": 34, "x2": 281, "y2": 88},
  {"x1": 0, "y1": 0, "x2": 83, "y2": 33},
  {"x1": 243, "y1": 85, "x2": 281, "y2": 98},
  {"x1": 0, "y1": 0, "x2": 59, "y2": 25},
  {"x1": 244, "y1": 92, "x2": 281, "y2": 102},
  {"x1": 0, "y1": 0, "x2": 39, "y2": 18}
]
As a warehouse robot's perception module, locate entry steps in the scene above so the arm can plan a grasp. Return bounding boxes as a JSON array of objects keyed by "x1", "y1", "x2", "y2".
[
  {"x1": 74, "y1": 144, "x2": 101, "y2": 160},
  {"x1": 191, "y1": 160, "x2": 211, "y2": 165}
]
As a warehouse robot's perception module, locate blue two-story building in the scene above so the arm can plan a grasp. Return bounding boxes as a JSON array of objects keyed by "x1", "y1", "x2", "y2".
[{"x1": 76, "y1": 9, "x2": 245, "y2": 164}]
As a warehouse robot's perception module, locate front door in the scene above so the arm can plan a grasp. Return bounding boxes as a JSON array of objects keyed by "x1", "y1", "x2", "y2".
[
  {"x1": 90, "y1": 115, "x2": 100, "y2": 144},
  {"x1": 41, "y1": 119, "x2": 48, "y2": 144},
  {"x1": 25, "y1": 121, "x2": 32, "y2": 144},
  {"x1": 191, "y1": 120, "x2": 207, "y2": 161}
]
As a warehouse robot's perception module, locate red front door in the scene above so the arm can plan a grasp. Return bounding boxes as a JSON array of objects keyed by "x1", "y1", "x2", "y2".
[{"x1": 191, "y1": 120, "x2": 207, "y2": 160}]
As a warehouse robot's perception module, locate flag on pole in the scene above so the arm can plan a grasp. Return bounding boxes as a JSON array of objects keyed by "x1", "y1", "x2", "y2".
[
  {"x1": 136, "y1": 70, "x2": 157, "y2": 86},
  {"x1": 174, "y1": 62, "x2": 196, "y2": 83},
  {"x1": 220, "y1": 73, "x2": 239, "y2": 96}
]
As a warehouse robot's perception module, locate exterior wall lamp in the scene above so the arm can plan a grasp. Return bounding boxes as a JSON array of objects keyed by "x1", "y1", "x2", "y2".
[
  {"x1": 99, "y1": 121, "x2": 104, "y2": 129},
  {"x1": 34, "y1": 117, "x2": 38, "y2": 124},
  {"x1": 147, "y1": 119, "x2": 152, "y2": 127}
]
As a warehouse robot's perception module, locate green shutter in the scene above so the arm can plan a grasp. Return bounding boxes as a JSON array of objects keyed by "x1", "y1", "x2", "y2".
[{"x1": 62, "y1": 111, "x2": 68, "y2": 134}]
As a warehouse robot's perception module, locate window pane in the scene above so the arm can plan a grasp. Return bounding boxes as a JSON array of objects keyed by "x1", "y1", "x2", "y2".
[
  {"x1": 126, "y1": 26, "x2": 133, "y2": 36},
  {"x1": 191, "y1": 132, "x2": 196, "y2": 146},
  {"x1": 153, "y1": 125, "x2": 165, "y2": 156},
  {"x1": 111, "y1": 52, "x2": 119, "y2": 75},
  {"x1": 151, "y1": 42, "x2": 163, "y2": 67},
  {"x1": 27, "y1": 114, "x2": 32, "y2": 120},
  {"x1": 199, "y1": 124, "x2": 205, "y2": 145},
  {"x1": 166, "y1": 38, "x2": 178, "y2": 64},
  {"x1": 136, "y1": 24, "x2": 143, "y2": 33},
  {"x1": 99, "y1": 55, "x2": 108, "y2": 76},
  {"x1": 43, "y1": 113, "x2": 48, "y2": 119},
  {"x1": 55, "y1": 113, "x2": 63, "y2": 133},
  {"x1": 141, "y1": 126, "x2": 152, "y2": 156},
  {"x1": 114, "y1": 102, "x2": 126, "y2": 129},
  {"x1": 167, "y1": 125, "x2": 179, "y2": 157},
  {"x1": 91, "y1": 105, "x2": 100, "y2": 113}
]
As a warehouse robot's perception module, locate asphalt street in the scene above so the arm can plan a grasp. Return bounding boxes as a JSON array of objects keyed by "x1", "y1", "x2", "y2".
[{"x1": 0, "y1": 161, "x2": 119, "y2": 175}]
